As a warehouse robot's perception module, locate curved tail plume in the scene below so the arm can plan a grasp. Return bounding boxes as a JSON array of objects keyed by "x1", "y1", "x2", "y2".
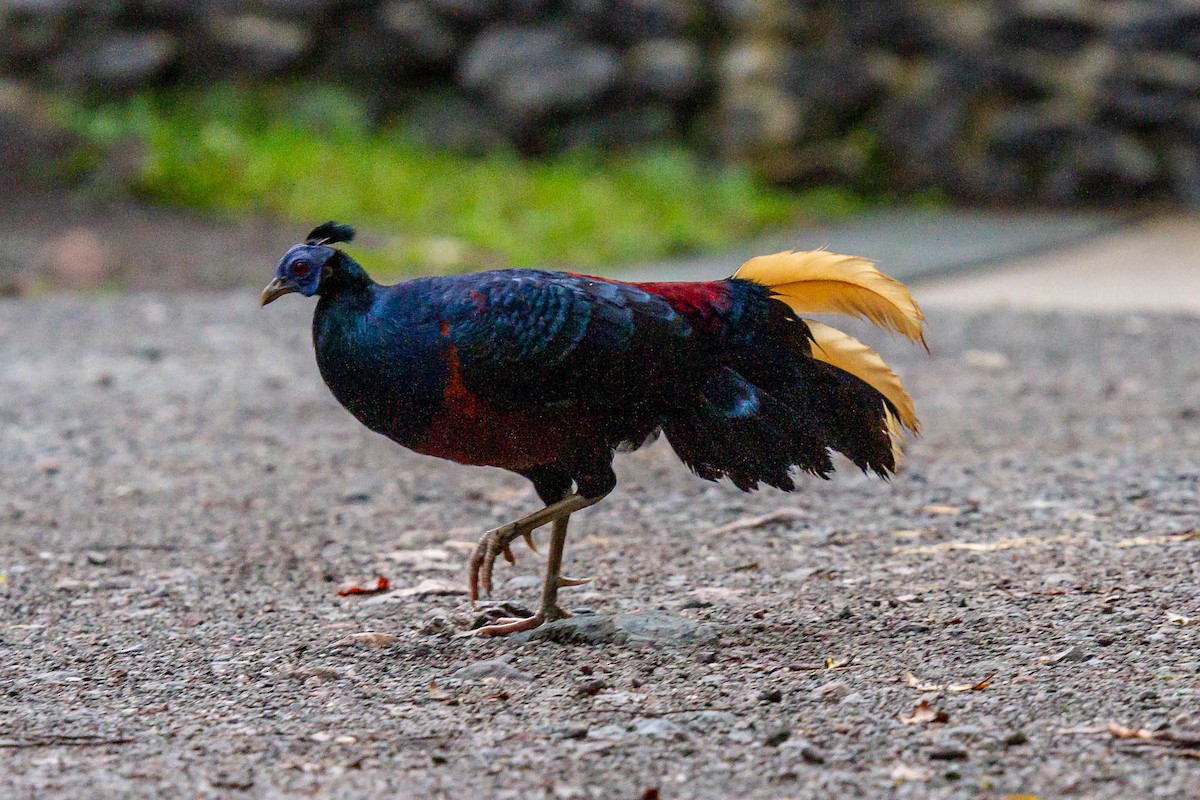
[
  {"x1": 734, "y1": 250, "x2": 927, "y2": 347},
  {"x1": 733, "y1": 248, "x2": 925, "y2": 469}
]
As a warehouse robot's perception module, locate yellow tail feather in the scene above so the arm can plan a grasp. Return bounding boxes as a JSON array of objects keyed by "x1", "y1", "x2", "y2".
[
  {"x1": 805, "y1": 320, "x2": 920, "y2": 435},
  {"x1": 734, "y1": 250, "x2": 927, "y2": 346}
]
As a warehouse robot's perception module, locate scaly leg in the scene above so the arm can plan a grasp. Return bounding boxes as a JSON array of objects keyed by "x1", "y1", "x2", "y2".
[
  {"x1": 467, "y1": 492, "x2": 603, "y2": 602},
  {"x1": 475, "y1": 513, "x2": 574, "y2": 635}
]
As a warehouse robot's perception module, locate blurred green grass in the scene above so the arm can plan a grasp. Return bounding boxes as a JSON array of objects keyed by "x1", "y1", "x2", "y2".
[{"x1": 56, "y1": 85, "x2": 867, "y2": 277}]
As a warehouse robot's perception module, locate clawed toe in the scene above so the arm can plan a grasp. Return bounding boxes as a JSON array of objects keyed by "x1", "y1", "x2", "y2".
[
  {"x1": 476, "y1": 613, "x2": 545, "y2": 636},
  {"x1": 468, "y1": 522, "x2": 540, "y2": 603}
]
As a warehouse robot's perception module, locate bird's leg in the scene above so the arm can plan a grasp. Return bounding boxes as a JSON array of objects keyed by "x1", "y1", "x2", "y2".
[
  {"x1": 476, "y1": 503, "x2": 605, "y2": 636},
  {"x1": 467, "y1": 491, "x2": 603, "y2": 603},
  {"x1": 475, "y1": 514, "x2": 575, "y2": 636}
]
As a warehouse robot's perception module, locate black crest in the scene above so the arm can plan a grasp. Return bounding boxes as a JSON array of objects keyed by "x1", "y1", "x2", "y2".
[{"x1": 306, "y1": 221, "x2": 356, "y2": 246}]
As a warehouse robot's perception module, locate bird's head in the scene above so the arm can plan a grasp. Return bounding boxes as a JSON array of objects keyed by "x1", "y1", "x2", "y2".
[{"x1": 261, "y1": 222, "x2": 357, "y2": 306}]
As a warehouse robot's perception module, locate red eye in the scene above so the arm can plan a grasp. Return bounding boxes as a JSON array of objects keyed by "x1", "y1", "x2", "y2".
[{"x1": 292, "y1": 259, "x2": 311, "y2": 277}]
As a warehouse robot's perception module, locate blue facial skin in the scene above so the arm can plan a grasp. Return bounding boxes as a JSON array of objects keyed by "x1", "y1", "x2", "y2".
[{"x1": 274, "y1": 243, "x2": 338, "y2": 297}]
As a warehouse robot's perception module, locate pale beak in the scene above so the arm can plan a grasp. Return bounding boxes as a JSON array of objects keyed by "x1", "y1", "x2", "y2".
[{"x1": 260, "y1": 278, "x2": 298, "y2": 306}]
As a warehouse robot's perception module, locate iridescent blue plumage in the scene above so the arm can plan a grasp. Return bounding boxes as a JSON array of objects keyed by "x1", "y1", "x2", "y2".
[{"x1": 263, "y1": 222, "x2": 911, "y2": 634}]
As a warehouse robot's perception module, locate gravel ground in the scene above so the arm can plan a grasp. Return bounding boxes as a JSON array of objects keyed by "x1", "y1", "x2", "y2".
[{"x1": 1, "y1": 296, "x2": 1198, "y2": 799}]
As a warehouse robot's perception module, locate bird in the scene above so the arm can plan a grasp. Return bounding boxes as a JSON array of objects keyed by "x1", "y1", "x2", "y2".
[{"x1": 262, "y1": 221, "x2": 924, "y2": 635}]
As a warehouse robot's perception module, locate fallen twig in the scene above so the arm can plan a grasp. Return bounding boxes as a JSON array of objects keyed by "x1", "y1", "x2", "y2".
[
  {"x1": 702, "y1": 509, "x2": 807, "y2": 538},
  {"x1": 1106, "y1": 723, "x2": 1200, "y2": 748},
  {"x1": 1059, "y1": 723, "x2": 1200, "y2": 758}
]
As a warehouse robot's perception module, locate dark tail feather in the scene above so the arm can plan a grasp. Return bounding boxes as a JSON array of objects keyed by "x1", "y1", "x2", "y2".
[
  {"x1": 664, "y1": 367, "x2": 833, "y2": 492},
  {"x1": 663, "y1": 359, "x2": 900, "y2": 492},
  {"x1": 791, "y1": 357, "x2": 899, "y2": 478}
]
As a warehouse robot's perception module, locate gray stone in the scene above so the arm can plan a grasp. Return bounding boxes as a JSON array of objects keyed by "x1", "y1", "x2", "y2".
[
  {"x1": 612, "y1": 610, "x2": 719, "y2": 646},
  {"x1": 460, "y1": 26, "x2": 621, "y2": 124},
  {"x1": 8, "y1": 0, "x2": 95, "y2": 14},
  {"x1": 1077, "y1": 133, "x2": 1160, "y2": 189},
  {"x1": 782, "y1": 48, "x2": 880, "y2": 109},
  {"x1": 379, "y1": 1, "x2": 460, "y2": 65},
  {"x1": 780, "y1": 736, "x2": 827, "y2": 763},
  {"x1": 450, "y1": 658, "x2": 531, "y2": 682},
  {"x1": 928, "y1": 738, "x2": 970, "y2": 761},
  {"x1": 403, "y1": 92, "x2": 511, "y2": 153},
  {"x1": 257, "y1": 0, "x2": 356, "y2": 15},
  {"x1": 811, "y1": 680, "x2": 849, "y2": 702},
  {"x1": 317, "y1": 19, "x2": 412, "y2": 81},
  {"x1": 427, "y1": 0, "x2": 503, "y2": 25},
  {"x1": 672, "y1": 710, "x2": 738, "y2": 732},
  {"x1": 997, "y1": 14, "x2": 1095, "y2": 53},
  {"x1": 626, "y1": 39, "x2": 704, "y2": 102},
  {"x1": 987, "y1": 104, "x2": 1082, "y2": 159},
  {"x1": 1104, "y1": 74, "x2": 1183, "y2": 126},
  {"x1": 52, "y1": 31, "x2": 177, "y2": 90},
  {"x1": 1165, "y1": 142, "x2": 1200, "y2": 209},
  {"x1": 1130, "y1": 53, "x2": 1200, "y2": 92},
  {"x1": 568, "y1": 0, "x2": 696, "y2": 44},
  {"x1": 521, "y1": 610, "x2": 717, "y2": 647},
  {"x1": 628, "y1": 717, "x2": 683, "y2": 738},
  {"x1": 207, "y1": 15, "x2": 310, "y2": 75},
  {"x1": 523, "y1": 613, "x2": 620, "y2": 645}
]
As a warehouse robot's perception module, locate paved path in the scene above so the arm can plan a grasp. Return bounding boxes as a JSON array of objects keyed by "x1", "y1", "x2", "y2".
[
  {"x1": 617, "y1": 209, "x2": 1129, "y2": 284},
  {"x1": 1, "y1": 295, "x2": 1197, "y2": 799},
  {"x1": 918, "y1": 214, "x2": 1200, "y2": 313}
]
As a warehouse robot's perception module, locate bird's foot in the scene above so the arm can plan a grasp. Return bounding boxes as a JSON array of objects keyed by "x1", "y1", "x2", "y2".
[
  {"x1": 467, "y1": 521, "x2": 541, "y2": 603},
  {"x1": 475, "y1": 603, "x2": 571, "y2": 637}
]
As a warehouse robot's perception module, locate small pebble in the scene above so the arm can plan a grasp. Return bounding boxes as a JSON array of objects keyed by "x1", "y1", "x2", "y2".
[{"x1": 759, "y1": 688, "x2": 783, "y2": 703}]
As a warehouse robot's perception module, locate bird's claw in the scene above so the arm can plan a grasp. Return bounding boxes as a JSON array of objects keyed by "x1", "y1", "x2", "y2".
[
  {"x1": 467, "y1": 521, "x2": 540, "y2": 603},
  {"x1": 475, "y1": 604, "x2": 571, "y2": 636}
]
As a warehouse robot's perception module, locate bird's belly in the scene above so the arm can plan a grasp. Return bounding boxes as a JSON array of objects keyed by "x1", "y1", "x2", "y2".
[{"x1": 413, "y1": 402, "x2": 582, "y2": 470}]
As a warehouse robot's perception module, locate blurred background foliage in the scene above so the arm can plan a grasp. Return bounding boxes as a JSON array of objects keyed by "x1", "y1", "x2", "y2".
[
  {"x1": 2, "y1": 0, "x2": 1196, "y2": 291},
  {"x1": 53, "y1": 84, "x2": 863, "y2": 277}
]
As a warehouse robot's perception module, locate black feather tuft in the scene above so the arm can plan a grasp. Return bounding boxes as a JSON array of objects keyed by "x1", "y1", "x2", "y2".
[{"x1": 306, "y1": 221, "x2": 356, "y2": 246}]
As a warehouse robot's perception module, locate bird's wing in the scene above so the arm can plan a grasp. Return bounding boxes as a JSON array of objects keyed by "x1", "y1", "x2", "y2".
[{"x1": 437, "y1": 270, "x2": 692, "y2": 408}]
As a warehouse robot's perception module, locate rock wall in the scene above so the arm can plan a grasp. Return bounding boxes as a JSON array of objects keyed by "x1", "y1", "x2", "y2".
[{"x1": 2, "y1": 0, "x2": 1198, "y2": 204}]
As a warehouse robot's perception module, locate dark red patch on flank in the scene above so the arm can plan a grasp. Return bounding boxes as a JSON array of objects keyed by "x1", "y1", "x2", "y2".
[{"x1": 416, "y1": 343, "x2": 590, "y2": 470}]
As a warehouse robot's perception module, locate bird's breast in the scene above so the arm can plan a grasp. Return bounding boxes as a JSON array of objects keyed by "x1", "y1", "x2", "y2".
[{"x1": 413, "y1": 344, "x2": 585, "y2": 470}]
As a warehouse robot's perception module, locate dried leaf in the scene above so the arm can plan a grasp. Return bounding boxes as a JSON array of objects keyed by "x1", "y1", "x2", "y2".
[
  {"x1": 335, "y1": 631, "x2": 397, "y2": 648},
  {"x1": 904, "y1": 671, "x2": 994, "y2": 692},
  {"x1": 899, "y1": 699, "x2": 949, "y2": 725},
  {"x1": 903, "y1": 671, "x2": 944, "y2": 691},
  {"x1": 949, "y1": 672, "x2": 995, "y2": 692},
  {"x1": 825, "y1": 656, "x2": 855, "y2": 670},
  {"x1": 337, "y1": 576, "x2": 389, "y2": 596},
  {"x1": 1166, "y1": 612, "x2": 1192, "y2": 625}
]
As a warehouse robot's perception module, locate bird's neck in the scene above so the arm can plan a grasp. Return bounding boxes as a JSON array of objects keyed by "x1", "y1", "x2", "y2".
[{"x1": 317, "y1": 255, "x2": 375, "y2": 304}]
